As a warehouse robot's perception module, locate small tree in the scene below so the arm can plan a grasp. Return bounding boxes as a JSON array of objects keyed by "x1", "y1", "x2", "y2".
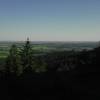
[{"x1": 5, "y1": 44, "x2": 21, "y2": 75}]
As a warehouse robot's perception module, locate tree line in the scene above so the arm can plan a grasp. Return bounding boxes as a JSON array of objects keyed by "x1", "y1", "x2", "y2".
[
  {"x1": 4, "y1": 38, "x2": 47, "y2": 76},
  {"x1": 0, "y1": 39, "x2": 100, "y2": 99},
  {"x1": 1, "y1": 38, "x2": 100, "y2": 77}
]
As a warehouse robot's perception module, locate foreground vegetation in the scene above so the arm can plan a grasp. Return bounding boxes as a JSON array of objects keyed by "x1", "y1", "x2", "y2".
[{"x1": 0, "y1": 39, "x2": 100, "y2": 100}]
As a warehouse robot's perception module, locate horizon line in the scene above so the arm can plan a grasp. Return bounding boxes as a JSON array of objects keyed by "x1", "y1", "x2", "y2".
[{"x1": 0, "y1": 40, "x2": 99, "y2": 42}]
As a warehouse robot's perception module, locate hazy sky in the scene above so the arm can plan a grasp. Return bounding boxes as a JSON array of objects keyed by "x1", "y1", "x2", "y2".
[{"x1": 0, "y1": 0, "x2": 100, "y2": 41}]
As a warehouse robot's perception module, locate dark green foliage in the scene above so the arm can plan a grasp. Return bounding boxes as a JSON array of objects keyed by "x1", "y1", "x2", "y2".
[
  {"x1": 3, "y1": 39, "x2": 100, "y2": 76},
  {"x1": 43, "y1": 51, "x2": 79, "y2": 72},
  {"x1": 33, "y1": 56, "x2": 47, "y2": 72},
  {"x1": 20, "y1": 38, "x2": 34, "y2": 73},
  {"x1": 5, "y1": 44, "x2": 21, "y2": 75},
  {"x1": 1, "y1": 41, "x2": 100, "y2": 100},
  {"x1": 4, "y1": 38, "x2": 48, "y2": 75}
]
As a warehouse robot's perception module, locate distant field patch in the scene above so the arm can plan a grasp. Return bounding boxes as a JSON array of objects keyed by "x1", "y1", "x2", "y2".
[{"x1": 0, "y1": 51, "x2": 8, "y2": 58}]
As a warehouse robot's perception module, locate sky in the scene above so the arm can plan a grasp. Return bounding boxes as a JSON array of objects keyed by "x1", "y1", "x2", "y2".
[{"x1": 0, "y1": 0, "x2": 100, "y2": 41}]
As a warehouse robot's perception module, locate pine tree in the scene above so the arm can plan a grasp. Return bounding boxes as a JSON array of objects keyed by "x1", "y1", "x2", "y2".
[
  {"x1": 20, "y1": 38, "x2": 34, "y2": 73},
  {"x1": 5, "y1": 44, "x2": 21, "y2": 75}
]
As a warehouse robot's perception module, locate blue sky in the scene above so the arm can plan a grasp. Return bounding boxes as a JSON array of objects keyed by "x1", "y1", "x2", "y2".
[{"x1": 0, "y1": 0, "x2": 100, "y2": 41}]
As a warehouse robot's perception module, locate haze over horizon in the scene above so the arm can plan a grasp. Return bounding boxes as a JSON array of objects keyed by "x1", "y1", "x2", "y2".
[{"x1": 0, "y1": 0, "x2": 100, "y2": 41}]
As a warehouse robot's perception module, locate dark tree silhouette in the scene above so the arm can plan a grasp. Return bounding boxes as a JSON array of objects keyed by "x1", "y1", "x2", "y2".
[
  {"x1": 5, "y1": 44, "x2": 21, "y2": 75},
  {"x1": 20, "y1": 38, "x2": 34, "y2": 73}
]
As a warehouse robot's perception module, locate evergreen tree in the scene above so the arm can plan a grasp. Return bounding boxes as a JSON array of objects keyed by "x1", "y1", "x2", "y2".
[
  {"x1": 20, "y1": 38, "x2": 34, "y2": 73},
  {"x1": 5, "y1": 44, "x2": 21, "y2": 75}
]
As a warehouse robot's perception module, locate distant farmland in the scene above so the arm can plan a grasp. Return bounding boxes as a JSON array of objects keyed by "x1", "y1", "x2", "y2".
[{"x1": 0, "y1": 41, "x2": 99, "y2": 58}]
